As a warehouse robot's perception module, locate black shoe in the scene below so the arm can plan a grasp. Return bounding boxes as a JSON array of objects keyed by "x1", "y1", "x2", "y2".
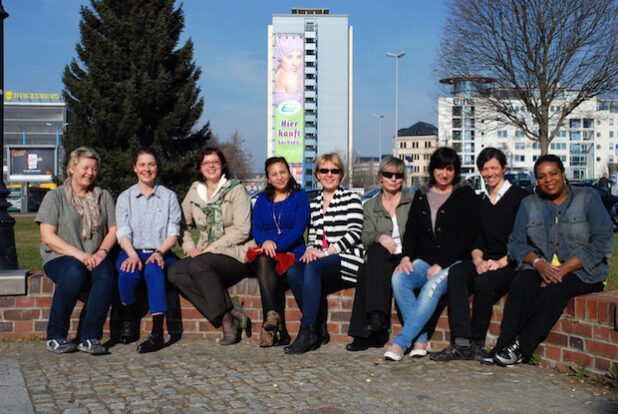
[
  {"x1": 369, "y1": 330, "x2": 390, "y2": 348},
  {"x1": 493, "y1": 338, "x2": 524, "y2": 367},
  {"x1": 284, "y1": 325, "x2": 319, "y2": 354},
  {"x1": 120, "y1": 320, "x2": 140, "y2": 344},
  {"x1": 274, "y1": 331, "x2": 291, "y2": 347},
  {"x1": 365, "y1": 311, "x2": 385, "y2": 332},
  {"x1": 320, "y1": 321, "x2": 330, "y2": 345},
  {"x1": 430, "y1": 344, "x2": 473, "y2": 361},
  {"x1": 137, "y1": 334, "x2": 165, "y2": 353},
  {"x1": 346, "y1": 337, "x2": 370, "y2": 352},
  {"x1": 471, "y1": 341, "x2": 494, "y2": 364}
]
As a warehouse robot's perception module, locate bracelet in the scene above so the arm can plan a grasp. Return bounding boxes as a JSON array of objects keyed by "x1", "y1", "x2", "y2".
[
  {"x1": 322, "y1": 248, "x2": 329, "y2": 256},
  {"x1": 99, "y1": 248, "x2": 109, "y2": 256},
  {"x1": 154, "y1": 249, "x2": 163, "y2": 255},
  {"x1": 532, "y1": 257, "x2": 544, "y2": 267}
]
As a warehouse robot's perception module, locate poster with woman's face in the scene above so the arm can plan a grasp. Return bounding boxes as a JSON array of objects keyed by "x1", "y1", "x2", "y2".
[{"x1": 274, "y1": 33, "x2": 304, "y2": 184}]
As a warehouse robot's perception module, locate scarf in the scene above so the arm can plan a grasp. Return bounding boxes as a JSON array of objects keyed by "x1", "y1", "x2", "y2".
[
  {"x1": 63, "y1": 178, "x2": 103, "y2": 240},
  {"x1": 200, "y1": 179, "x2": 240, "y2": 245}
]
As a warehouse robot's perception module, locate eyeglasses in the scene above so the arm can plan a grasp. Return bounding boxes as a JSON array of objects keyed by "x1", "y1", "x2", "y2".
[
  {"x1": 201, "y1": 161, "x2": 221, "y2": 167},
  {"x1": 382, "y1": 171, "x2": 404, "y2": 179},
  {"x1": 318, "y1": 168, "x2": 341, "y2": 175}
]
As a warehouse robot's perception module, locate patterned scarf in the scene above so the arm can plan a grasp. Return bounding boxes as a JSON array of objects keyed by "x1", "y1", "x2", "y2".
[
  {"x1": 201, "y1": 179, "x2": 241, "y2": 245},
  {"x1": 63, "y1": 178, "x2": 103, "y2": 240}
]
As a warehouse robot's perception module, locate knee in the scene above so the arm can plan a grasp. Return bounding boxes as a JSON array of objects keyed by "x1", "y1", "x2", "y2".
[
  {"x1": 391, "y1": 270, "x2": 405, "y2": 292},
  {"x1": 366, "y1": 243, "x2": 389, "y2": 260},
  {"x1": 286, "y1": 264, "x2": 304, "y2": 286},
  {"x1": 167, "y1": 260, "x2": 187, "y2": 285},
  {"x1": 474, "y1": 275, "x2": 492, "y2": 294}
]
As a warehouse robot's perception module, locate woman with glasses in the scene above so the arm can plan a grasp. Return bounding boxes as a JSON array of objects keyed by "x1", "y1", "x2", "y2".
[
  {"x1": 384, "y1": 147, "x2": 478, "y2": 361},
  {"x1": 347, "y1": 157, "x2": 413, "y2": 352},
  {"x1": 284, "y1": 153, "x2": 364, "y2": 354},
  {"x1": 168, "y1": 147, "x2": 254, "y2": 345}
]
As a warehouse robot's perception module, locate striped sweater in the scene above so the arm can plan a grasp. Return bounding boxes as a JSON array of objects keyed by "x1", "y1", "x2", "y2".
[{"x1": 307, "y1": 187, "x2": 365, "y2": 282}]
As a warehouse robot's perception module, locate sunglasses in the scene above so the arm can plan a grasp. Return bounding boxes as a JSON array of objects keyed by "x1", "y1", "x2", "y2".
[
  {"x1": 382, "y1": 171, "x2": 404, "y2": 179},
  {"x1": 318, "y1": 168, "x2": 341, "y2": 175}
]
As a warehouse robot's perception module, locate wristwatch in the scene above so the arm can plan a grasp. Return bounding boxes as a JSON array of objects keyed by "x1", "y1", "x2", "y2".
[
  {"x1": 322, "y1": 248, "x2": 329, "y2": 256},
  {"x1": 99, "y1": 248, "x2": 109, "y2": 256}
]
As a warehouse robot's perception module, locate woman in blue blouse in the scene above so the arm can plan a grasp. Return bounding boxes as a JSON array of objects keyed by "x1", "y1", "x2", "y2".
[{"x1": 251, "y1": 157, "x2": 310, "y2": 347}]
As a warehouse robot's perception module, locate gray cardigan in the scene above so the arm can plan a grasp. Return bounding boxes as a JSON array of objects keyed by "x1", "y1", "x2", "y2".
[{"x1": 361, "y1": 188, "x2": 415, "y2": 250}]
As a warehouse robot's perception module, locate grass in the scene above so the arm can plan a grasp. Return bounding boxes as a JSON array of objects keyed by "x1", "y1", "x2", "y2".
[{"x1": 10, "y1": 212, "x2": 618, "y2": 290}]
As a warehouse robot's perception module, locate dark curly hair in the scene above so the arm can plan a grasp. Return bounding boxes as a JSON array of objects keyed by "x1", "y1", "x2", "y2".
[
  {"x1": 194, "y1": 146, "x2": 231, "y2": 181},
  {"x1": 263, "y1": 157, "x2": 300, "y2": 200}
]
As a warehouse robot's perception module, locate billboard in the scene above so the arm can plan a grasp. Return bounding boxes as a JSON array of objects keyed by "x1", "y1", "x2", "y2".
[
  {"x1": 8, "y1": 145, "x2": 56, "y2": 182},
  {"x1": 274, "y1": 33, "x2": 304, "y2": 184}
]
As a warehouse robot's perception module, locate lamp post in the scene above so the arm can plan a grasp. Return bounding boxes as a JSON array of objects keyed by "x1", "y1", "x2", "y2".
[
  {"x1": 386, "y1": 51, "x2": 405, "y2": 158},
  {"x1": 373, "y1": 114, "x2": 384, "y2": 162},
  {"x1": 0, "y1": 1, "x2": 16, "y2": 270}
]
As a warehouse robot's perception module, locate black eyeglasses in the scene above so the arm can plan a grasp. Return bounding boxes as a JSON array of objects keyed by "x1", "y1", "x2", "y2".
[
  {"x1": 382, "y1": 171, "x2": 404, "y2": 179},
  {"x1": 318, "y1": 168, "x2": 341, "y2": 175}
]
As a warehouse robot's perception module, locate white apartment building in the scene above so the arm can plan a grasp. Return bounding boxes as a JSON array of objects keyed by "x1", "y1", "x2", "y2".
[{"x1": 438, "y1": 76, "x2": 618, "y2": 179}]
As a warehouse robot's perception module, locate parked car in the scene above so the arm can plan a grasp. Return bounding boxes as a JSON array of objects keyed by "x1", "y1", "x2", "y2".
[
  {"x1": 571, "y1": 181, "x2": 618, "y2": 228},
  {"x1": 504, "y1": 170, "x2": 536, "y2": 194},
  {"x1": 360, "y1": 186, "x2": 419, "y2": 205}
]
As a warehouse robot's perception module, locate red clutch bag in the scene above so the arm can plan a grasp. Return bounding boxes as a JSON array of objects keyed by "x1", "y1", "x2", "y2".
[{"x1": 247, "y1": 247, "x2": 297, "y2": 275}]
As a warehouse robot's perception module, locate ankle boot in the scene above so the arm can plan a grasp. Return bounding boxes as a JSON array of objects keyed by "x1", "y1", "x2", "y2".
[
  {"x1": 284, "y1": 325, "x2": 318, "y2": 354},
  {"x1": 320, "y1": 320, "x2": 330, "y2": 345}
]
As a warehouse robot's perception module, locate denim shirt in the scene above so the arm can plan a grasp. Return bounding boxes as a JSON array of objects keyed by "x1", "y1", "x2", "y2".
[{"x1": 507, "y1": 186, "x2": 614, "y2": 284}]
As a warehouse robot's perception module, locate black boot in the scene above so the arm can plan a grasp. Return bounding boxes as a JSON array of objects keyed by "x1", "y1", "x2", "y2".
[
  {"x1": 120, "y1": 303, "x2": 140, "y2": 344},
  {"x1": 320, "y1": 320, "x2": 330, "y2": 345},
  {"x1": 284, "y1": 325, "x2": 319, "y2": 354}
]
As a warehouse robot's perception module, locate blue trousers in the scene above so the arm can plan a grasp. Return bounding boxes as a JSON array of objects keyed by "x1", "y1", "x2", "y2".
[
  {"x1": 43, "y1": 255, "x2": 115, "y2": 341},
  {"x1": 287, "y1": 255, "x2": 342, "y2": 326},
  {"x1": 116, "y1": 250, "x2": 176, "y2": 314},
  {"x1": 391, "y1": 259, "x2": 458, "y2": 350}
]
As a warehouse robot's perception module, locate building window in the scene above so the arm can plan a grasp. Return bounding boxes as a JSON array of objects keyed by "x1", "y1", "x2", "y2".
[
  {"x1": 464, "y1": 118, "x2": 475, "y2": 128},
  {"x1": 610, "y1": 131, "x2": 615, "y2": 138},
  {"x1": 453, "y1": 118, "x2": 462, "y2": 128},
  {"x1": 550, "y1": 142, "x2": 567, "y2": 150},
  {"x1": 570, "y1": 131, "x2": 581, "y2": 141},
  {"x1": 583, "y1": 119, "x2": 594, "y2": 129},
  {"x1": 515, "y1": 130, "x2": 525, "y2": 138},
  {"x1": 452, "y1": 106, "x2": 462, "y2": 117},
  {"x1": 452, "y1": 131, "x2": 461, "y2": 140},
  {"x1": 570, "y1": 156, "x2": 586, "y2": 166},
  {"x1": 463, "y1": 130, "x2": 474, "y2": 140},
  {"x1": 570, "y1": 119, "x2": 581, "y2": 129},
  {"x1": 464, "y1": 106, "x2": 475, "y2": 116},
  {"x1": 532, "y1": 143, "x2": 541, "y2": 150},
  {"x1": 497, "y1": 130, "x2": 507, "y2": 138},
  {"x1": 515, "y1": 155, "x2": 525, "y2": 162},
  {"x1": 424, "y1": 141, "x2": 432, "y2": 148},
  {"x1": 515, "y1": 143, "x2": 525, "y2": 150},
  {"x1": 533, "y1": 155, "x2": 538, "y2": 161}
]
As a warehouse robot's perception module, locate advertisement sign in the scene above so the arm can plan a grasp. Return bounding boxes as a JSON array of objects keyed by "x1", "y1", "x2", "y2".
[
  {"x1": 8, "y1": 145, "x2": 56, "y2": 182},
  {"x1": 274, "y1": 33, "x2": 304, "y2": 184}
]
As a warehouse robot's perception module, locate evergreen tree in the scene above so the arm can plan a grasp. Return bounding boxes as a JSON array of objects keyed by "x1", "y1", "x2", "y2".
[{"x1": 62, "y1": 0, "x2": 211, "y2": 198}]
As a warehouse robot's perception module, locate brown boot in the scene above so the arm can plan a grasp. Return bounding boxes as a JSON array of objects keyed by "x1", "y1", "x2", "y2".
[
  {"x1": 263, "y1": 310, "x2": 281, "y2": 332},
  {"x1": 259, "y1": 328, "x2": 275, "y2": 347}
]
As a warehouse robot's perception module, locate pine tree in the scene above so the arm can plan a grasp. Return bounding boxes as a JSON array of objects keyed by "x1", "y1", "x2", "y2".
[{"x1": 62, "y1": 0, "x2": 211, "y2": 198}]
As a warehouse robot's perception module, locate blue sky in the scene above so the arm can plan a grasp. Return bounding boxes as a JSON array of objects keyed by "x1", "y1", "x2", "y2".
[{"x1": 4, "y1": 0, "x2": 447, "y2": 169}]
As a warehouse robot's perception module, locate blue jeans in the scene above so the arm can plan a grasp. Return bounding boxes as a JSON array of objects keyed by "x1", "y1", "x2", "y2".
[
  {"x1": 43, "y1": 255, "x2": 115, "y2": 342},
  {"x1": 391, "y1": 259, "x2": 458, "y2": 350},
  {"x1": 287, "y1": 255, "x2": 342, "y2": 326},
  {"x1": 116, "y1": 250, "x2": 176, "y2": 314}
]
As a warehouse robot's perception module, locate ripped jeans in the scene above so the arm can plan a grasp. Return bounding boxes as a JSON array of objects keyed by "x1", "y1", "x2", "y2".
[{"x1": 391, "y1": 259, "x2": 459, "y2": 350}]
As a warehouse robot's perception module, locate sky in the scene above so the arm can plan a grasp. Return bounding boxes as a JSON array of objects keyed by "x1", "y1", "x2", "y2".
[{"x1": 3, "y1": 0, "x2": 448, "y2": 170}]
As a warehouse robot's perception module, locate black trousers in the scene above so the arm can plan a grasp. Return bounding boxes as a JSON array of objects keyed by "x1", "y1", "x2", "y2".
[
  {"x1": 447, "y1": 260, "x2": 515, "y2": 343},
  {"x1": 494, "y1": 269, "x2": 604, "y2": 356},
  {"x1": 167, "y1": 253, "x2": 251, "y2": 328},
  {"x1": 348, "y1": 243, "x2": 401, "y2": 338},
  {"x1": 248, "y1": 255, "x2": 291, "y2": 335}
]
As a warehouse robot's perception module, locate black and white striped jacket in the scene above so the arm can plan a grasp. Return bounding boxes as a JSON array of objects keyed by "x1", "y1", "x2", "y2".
[{"x1": 307, "y1": 187, "x2": 365, "y2": 282}]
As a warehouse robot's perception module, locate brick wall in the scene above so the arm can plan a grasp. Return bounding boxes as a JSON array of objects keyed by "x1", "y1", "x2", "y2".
[{"x1": 1, "y1": 271, "x2": 616, "y2": 375}]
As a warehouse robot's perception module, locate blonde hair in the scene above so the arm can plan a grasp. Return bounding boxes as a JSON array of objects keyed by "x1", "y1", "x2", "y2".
[
  {"x1": 378, "y1": 156, "x2": 406, "y2": 181},
  {"x1": 67, "y1": 146, "x2": 101, "y2": 177},
  {"x1": 315, "y1": 153, "x2": 346, "y2": 182}
]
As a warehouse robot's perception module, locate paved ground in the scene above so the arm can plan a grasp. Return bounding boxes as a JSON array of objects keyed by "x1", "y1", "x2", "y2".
[{"x1": 0, "y1": 338, "x2": 616, "y2": 414}]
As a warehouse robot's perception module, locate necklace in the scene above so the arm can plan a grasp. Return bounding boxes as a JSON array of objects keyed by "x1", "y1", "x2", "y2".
[{"x1": 272, "y1": 194, "x2": 288, "y2": 235}]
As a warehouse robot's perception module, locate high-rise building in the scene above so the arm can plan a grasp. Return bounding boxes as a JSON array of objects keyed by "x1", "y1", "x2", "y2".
[
  {"x1": 438, "y1": 75, "x2": 618, "y2": 179},
  {"x1": 267, "y1": 8, "x2": 353, "y2": 188}
]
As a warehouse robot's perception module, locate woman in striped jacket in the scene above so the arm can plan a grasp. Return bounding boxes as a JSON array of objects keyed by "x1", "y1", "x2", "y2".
[{"x1": 284, "y1": 153, "x2": 365, "y2": 354}]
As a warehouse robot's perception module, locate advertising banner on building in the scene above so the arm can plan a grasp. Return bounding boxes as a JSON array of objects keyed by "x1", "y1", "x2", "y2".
[
  {"x1": 274, "y1": 33, "x2": 304, "y2": 184},
  {"x1": 8, "y1": 145, "x2": 56, "y2": 182}
]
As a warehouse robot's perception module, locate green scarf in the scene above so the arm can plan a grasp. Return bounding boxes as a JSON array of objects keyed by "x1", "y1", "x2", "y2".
[{"x1": 201, "y1": 179, "x2": 241, "y2": 245}]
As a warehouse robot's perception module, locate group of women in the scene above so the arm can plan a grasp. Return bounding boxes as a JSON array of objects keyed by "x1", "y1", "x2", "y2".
[{"x1": 36, "y1": 144, "x2": 613, "y2": 365}]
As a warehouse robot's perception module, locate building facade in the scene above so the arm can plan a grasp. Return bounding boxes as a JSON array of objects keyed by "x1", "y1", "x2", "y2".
[
  {"x1": 396, "y1": 122, "x2": 438, "y2": 187},
  {"x1": 438, "y1": 76, "x2": 618, "y2": 179},
  {"x1": 267, "y1": 8, "x2": 353, "y2": 188}
]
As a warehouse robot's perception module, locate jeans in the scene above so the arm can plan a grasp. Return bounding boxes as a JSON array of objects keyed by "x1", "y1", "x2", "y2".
[
  {"x1": 116, "y1": 249, "x2": 177, "y2": 314},
  {"x1": 391, "y1": 259, "x2": 458, "y2": 350},
  {"x1": 287, "y1": 255, "x2": 342, "y2": 326},
  {"x1": 44, "y1": 255, "x2": 115, "y2": 341}
]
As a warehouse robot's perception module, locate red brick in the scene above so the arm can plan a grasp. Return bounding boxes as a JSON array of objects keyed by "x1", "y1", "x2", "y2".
[
  {"x1": 251, "y1": 298, "x2": 262, "y2": 310},
  {"x1": 182, "y1": 320, "x2": 197, "y2": 330},
  {"x1": 544, "y1": 345, "x2": 562, "y2": 361},
  {"x1": 34, "y1": 321, "x2": 47, "y2": 332},
  {"x1": 586, "y1": 339, "x2": 618, "y2": 359},
  {"x1": 35, "y1": 297, "x2": 53, "y2": 307},
  {"x1": 41, "y1": 277, "x2": 55, "y2": 293},
  {"x1": 392, "y1": 326, "x2": 402, "y2": 336},
  {"x1": 597, "y1": 302, "x2": 609, "y2": 323},
  {"x1": 246, "y1": 279, "x2": 259, "y2": 295},
  {"x1": 611, "y1": 330, "x2": 618, "y2": 343},
  {"x1": 436, "y1": 317, "x2": 449, "y2": 329},
  {"x1": 560, "y1": 320, "x2": 592, "y2": 337},
  {"x1": 41, "y1": 309, "x2": 50, "y2": 319},
  {"x1": 610, "y1": 302, "x2": 616, "y2": 325},
  {"x1": 0, "y1": 321, "x2": 13, "y2": 332},
  {"x1": 593, "y1": 325, "x2": 611, "y2": 341},
  {"x1": 179, "y1": 298, "x2": 193, "y2": 308},
  {"x1": 284, "y1": 309, "x2": 302, "y2": 322},
  {"x1": 546, "y1": 332, "x2": 568, "y2": 347},
  {"x1": 341, "y1": 297, "x2": 354, "y2": 310},
  {"x1": 330, "y1": 311, "x2": 351, "y2": 322},
  {"x1": 569, "y1": 336, "x2": 584, "y2": 351},
  {"x1": 564, "y1": 298, "x2": 575, "y2": 317},
  {"x1": 594, "y1": 357, "x2": 612, "y2": 372},
  {"x1": 586, "y1": 299, "x2": 598, "y2": 321},
  {"x1": 180, "y1": 308, "x2": 202, "y2": 320},
  {"x1": 488, "y1": 322, "x2": 501, "y2": 335},
  {"x1": 3, "y1": 309, "x2": 40, "y2": 320},
  {"x1": 14, "y1": 321, "x2": 33, "y2": 332},
  {"x1": 28, "y1": 274, "x2": 41, "y2": 294},
  {"x1": 562, "y1": 349, "x2": 593, "y2": 367},
  {"x1": 0, "y1": 297, "x2": 15, "y2": 307},
  {"x1": 327, "y1": 297, "x2": 341, "y2": 309},
  {"x1": 15, "y1": 297, "x2": 35, "y2": 307},
  {"x1": 342, "y1": 288, "x2": 354, "y2": 297},
  {"x1": 574, "y1": 296, "x2": 587, "y2": 318}
]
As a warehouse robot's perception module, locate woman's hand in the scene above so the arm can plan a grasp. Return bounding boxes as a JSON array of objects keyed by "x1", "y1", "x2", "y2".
[
  {"x1": 534, "y1": 259, "x2": 563, "y2": 284},
  {"x1": 378, "y1": 234, "x2": 397, "y2": 255},
  {"x1": 76, "y1": 251, "x2": 98, "y2": 271},
  {"x1": 186, "y1": 248, "x2": 201, "y2": 258},
  {"x1": 300, "y1": 247, "x2": 323, "y2": 263},
  {"x1": 394, "y1": 256, "x2": 414, "y2": 275},
  {"x1": 473, "y1": 257, "x2": 490, "y2": 274},
  {"x1": 486, "y1": 257, "x2": 508, "y2": 272},
  {"x1": 426, "y1": 264, "x2": 443, "y2": 279},
  {"x1": 262, "y1": 240, "x2": 278, "y2": 258},
  {"x1": 145, "y1": 251, "x2": 165, "y2": 269},
  {"x1": 121, "y1": 252, "x2": 143, "y2": 273}
]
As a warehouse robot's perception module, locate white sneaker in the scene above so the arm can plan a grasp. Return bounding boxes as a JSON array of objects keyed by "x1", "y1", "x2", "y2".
[
  {"x1": 383, "y1": 344, "x2": 403, "y2": 361},
  {"x1": 409, "y1": 342, "x2": 431, "y2": 358}
]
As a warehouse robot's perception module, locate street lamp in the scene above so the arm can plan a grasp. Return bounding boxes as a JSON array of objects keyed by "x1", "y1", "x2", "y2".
[
  {"x1": 386, "y1": 51, "x2": 405, "y2": 158},
  {"x1": 46, "y1": 122, "x2": 68, "y2": 147},
  {"x1": 373, "y1": 114, "x2": 384, "y2": 162}
]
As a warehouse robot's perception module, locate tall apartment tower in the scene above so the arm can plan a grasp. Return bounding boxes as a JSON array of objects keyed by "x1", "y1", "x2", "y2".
[{"x1": 267, "y1": 8, "x2": 353, "y2": 188}]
